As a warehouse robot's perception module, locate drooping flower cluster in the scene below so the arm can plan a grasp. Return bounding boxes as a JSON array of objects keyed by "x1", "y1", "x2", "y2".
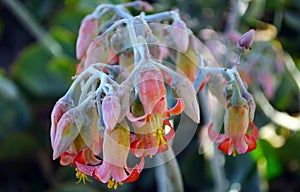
[
  {"x1": 50, "y1": 1, "x2": 259, "y2": 189},
  {"x1": 50, "y1": 1, "x2": 200, "y2": 189}
]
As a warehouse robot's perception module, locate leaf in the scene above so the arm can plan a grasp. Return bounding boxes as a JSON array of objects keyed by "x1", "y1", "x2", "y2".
[
  {"x1": 0, "y1": 75, "x2": 30, "y2": 133},
  {"x1": 12, "y1": 44, "x2": 75, "y2": 98},
  {"x1": 51, "y1": 26, "x2": 77, "y2": 58}
]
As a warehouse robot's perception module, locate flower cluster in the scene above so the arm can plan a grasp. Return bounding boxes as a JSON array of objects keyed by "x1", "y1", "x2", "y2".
[
  {"x1": 50, "y1": 1, "x2": 259, "y2": 188},
  {"x1": 50, "y1": 1, "x2": 200, "y2": 189}
]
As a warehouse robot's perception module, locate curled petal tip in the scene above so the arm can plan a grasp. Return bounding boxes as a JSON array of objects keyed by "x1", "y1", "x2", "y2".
[
  {"x1": 167, "y1": 98, "x2": 185, "y2": 115},
  {"x1": 245, "y1": 134, "x2": 257, "y2": 152},
  {"x1": 207, "y1": 123, "x2": 225, "y2": 143},
  {"x1": 218, "y1": 138, "x2": 232, "y2": 155}
]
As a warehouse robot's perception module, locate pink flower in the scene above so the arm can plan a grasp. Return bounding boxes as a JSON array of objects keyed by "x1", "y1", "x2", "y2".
[
  {"x1": 127, "y1": 68, "x2": 184, "y2": 127},
  {"x1": 92, "y1": 125, "x2": 144, "y2": 189},
  {"x1": 130, "y1": 116, "x2": 175, "y2": 157},
  {"x1": 208, "y1": 101, "x2": 258, "y2": 156}
]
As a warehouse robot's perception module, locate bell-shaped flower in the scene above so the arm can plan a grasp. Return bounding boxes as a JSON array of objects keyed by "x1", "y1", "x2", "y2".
[
  {"x1": 208, "y1": 89, "x2": 258, "y2": 156},
  {"x1": 92, "y1": 123, "x2": 144, "y2": 189},
  {"x1": 127, "y1": 68, "x2": 184, "y2": 127},
  {"x1": 130, "y1": 115, "x2": 175, "y2": 157},
  {"x1": 61, "y1": 147, "x2": 102, "y2": 184}
]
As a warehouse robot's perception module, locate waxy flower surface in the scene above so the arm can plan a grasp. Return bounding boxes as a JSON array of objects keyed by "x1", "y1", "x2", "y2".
[{"x1": 208, "y1": 82, "x2": 258, "y2": 156}]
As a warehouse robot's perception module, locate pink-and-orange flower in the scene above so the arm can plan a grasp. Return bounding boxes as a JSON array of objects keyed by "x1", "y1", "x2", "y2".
[
  {"x1": 208, "y1": 97, "x2": 258, "y2": 156},
  {"x1": 127, "y1": 68, "x2": 184, "y2": 127}
]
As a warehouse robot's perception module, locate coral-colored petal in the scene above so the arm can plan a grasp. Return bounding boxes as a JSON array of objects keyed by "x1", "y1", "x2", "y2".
[
  {"x1": 163, "y1": 123, "x2": 175, "y2": 142},
  {"x1": 157, "y1": 143, "x2": 169, "y2": 154},
  {"x1": 207, "y1": 123, "x2": 225, "y2": 143},
  {"x1": 167, "y1": 98, "x2": 185, "y2": 115},
  {"x1": 250, "y1": 122, "x2": 259, "y2": 140},
  {"x1": 130, "y1": 140, "x2": 145, "y2": 157},
  {"x1": 60, "y1": 151, "x2": 74, "y2": 166},
  {"x1": 72, "y1": 150, "x2": 86, "y2": 166},
  {"x1": 93, "y1": 161, "x2": 111, "y2": 183},
  {"x1": 122, "y1": 157, "x2": 144, "y2": 182},
  {"x1": 218, "y1": 138, "x2": 232, "y2": 155},
  {"x1": 245, "y1": 134, "x2": 257, "y2": 152},
  {"x1": 235, "y1": 136, "x2": 248, "y2": 154}
]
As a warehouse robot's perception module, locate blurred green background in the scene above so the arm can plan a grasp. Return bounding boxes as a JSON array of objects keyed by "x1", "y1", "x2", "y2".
[{"x1": 0, "y1": 0, "x2": 300, "y2": 191}]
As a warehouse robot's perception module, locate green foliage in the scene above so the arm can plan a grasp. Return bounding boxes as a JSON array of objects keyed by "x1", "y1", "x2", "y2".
[{"x1": 12, "y1": 44, "x2": 75, "y2": 98}]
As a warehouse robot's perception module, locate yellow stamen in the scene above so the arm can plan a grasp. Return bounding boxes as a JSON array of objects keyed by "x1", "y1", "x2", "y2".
[
  {"x1": 75, "y1": 167, "x2": 92, "y2": 184},
  {"x1": 107, "y1": 179, "x2": 114, "y2": 189},
  {"x1": 107, "y1": 178, "x2": 123, "y2": 189},
  {"x1": 114, "y1": 183, "x2": 118, "y2": 189},
  {"x1": 156, "y1": 126, "x2": 167, "y2": 146}
]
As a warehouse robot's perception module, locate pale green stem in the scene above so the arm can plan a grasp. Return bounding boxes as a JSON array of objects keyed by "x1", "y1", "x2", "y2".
[
  {"x1": 0, "y1": 0, "x2": 62, "y2": 56},
  {"x1": 284, "y1": 53, "x2": 300, "y2": 92},
  {"x1": 225, "y1": 0, "x2": 240, "y2": 32},
  {"x1": 199, "y1": 88, "x2": 227, "y2": 192},
  {"x1": 78, "y1": 74, "x2": 100, "y2": 104},
  {"x1": 155, "y1": 148, "x2": 184, "y2": 192},
  {"x1": 252, "y1": 88, "x2": 300, "y2": 131}
]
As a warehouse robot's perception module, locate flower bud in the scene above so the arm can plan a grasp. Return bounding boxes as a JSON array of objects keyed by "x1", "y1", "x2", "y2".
[
  {"x1": 102, "y1": 94, "x2": 121, "y2": 132},
  {"x1": 238, "y1": 29, "x2": 255, "y2": 49},
  {"x1": 119, "y1": 50, "x2": 134, "y2": 70},
  {"x1": 50, "y1": 98, "x2": 73, "y2": 148},
  {"x1": 52, "y1": 108, "x2": 83, "y2": 160},
  {"x1": 162, "y1": 19, "x2": 189, "y2": 52},
  {"x1": 176, "y1": 35, "x2": 198, "y2": 82},
  {"x1": 170, "y1": 73, "x2": 200, "y2": 123},
  {"x1": 76, "y1": 15, "x2": 99, "y2": 60},
  {"x1": 84, "y1": 35, "x2": 109, "y2": 68},
  {"x1": 138, "y1": 69, "x2": 167, "y2": 115},
  {"x1": 110, "y1": 27, "x2": 130, "y2": 54}
]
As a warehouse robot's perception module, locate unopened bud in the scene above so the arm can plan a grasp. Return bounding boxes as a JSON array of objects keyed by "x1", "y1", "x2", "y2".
[{"x1": 238, "y1": 29, "x2": 255, "y2": 49}]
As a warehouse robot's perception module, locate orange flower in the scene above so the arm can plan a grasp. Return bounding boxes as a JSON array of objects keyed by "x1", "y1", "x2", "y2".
[{"x1": 208, "y1": 81, "x2": 258, "y2": 156}]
